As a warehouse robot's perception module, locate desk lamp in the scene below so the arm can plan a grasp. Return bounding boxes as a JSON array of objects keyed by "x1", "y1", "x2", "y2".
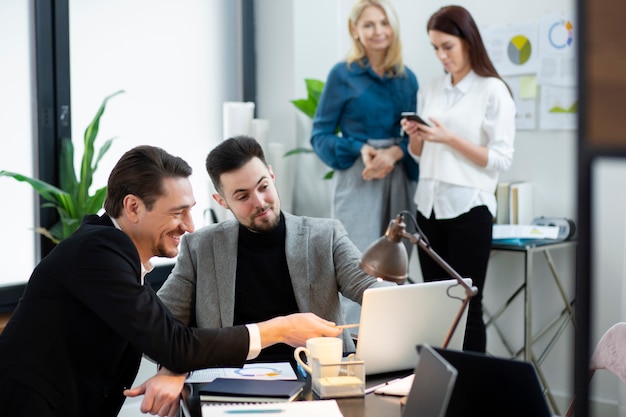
[{"x1": 359, "y1": 212, "x2": 478, "y2": 348}]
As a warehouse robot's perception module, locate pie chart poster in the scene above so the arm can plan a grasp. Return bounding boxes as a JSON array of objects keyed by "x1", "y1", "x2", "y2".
[{"x1": 482, "y1": 23, "x2": 539, "y2": 76}]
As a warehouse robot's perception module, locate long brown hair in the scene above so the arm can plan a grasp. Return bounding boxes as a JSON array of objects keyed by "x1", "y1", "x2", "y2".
[{"x1": 427, "y1": 5, "x2": 512, "y2": 96}]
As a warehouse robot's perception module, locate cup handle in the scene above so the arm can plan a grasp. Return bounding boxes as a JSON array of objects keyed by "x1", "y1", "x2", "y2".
[{"x1": 294, "y1": 347, "x2": 312, "y2": 374}]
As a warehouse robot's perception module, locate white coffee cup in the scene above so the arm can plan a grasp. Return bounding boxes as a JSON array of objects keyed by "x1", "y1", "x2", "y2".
[{"x1": 294, "y1": 337, "x2": 343, "y2": 377}]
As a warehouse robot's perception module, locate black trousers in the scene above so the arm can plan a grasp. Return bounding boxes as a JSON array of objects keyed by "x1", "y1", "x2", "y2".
[{"x1": 416, "y1": 205, "x2": 493, "y2": 353}]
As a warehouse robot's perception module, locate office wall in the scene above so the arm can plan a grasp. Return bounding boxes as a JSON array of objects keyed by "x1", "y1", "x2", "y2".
[
  {"x1": 254, "y1": 0, "x2": 590, "y2": 410},
  {"x1": 0, "y1": 0, "x2": 36, "y2": 286},
  {"x1": 68, "y1": 0, "x2": 244, "y2": 238},
  {"x1": 0, "y1": 0, "x2": 246, "y2": 287}
]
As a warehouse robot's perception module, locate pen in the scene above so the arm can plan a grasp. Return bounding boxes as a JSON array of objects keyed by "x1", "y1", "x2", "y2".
[
  {"x1": 224, "y1": 410, "x2": 285, "y2": 414},
  {"x1": 336, "y1": 323, "x2": 359, "y2": 329},
  {"x1": 364, "y1": 377, "x2": 403, "y2": 395}
]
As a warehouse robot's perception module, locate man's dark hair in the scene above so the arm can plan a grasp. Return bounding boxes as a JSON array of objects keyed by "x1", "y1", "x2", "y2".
[
  {"x1": 206, "y1": 135, "x2": 267, "y2": 194},
  {"x1": 104, "y1": 145, "x2": 193, "y2": 217}
]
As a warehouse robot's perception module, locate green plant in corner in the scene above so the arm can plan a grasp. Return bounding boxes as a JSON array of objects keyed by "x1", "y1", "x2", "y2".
[
  {"x1": 0, "y1": 90, "x2": 124, "y2": 244},
  {"x1": 287, "y1": 78, "x2": 334, "y2": 179}
]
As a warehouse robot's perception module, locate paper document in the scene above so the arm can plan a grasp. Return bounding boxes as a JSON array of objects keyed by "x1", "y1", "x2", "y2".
[
  {"x1": 187, "y1": 362, "x2": 298, "y2": 383},
  {"x1": 492, "y1": 224, "x2": 559, "y2": 240},
  {"x1": 375, "y1": 374, "x2": 414, "y2": 396},
  {"x1": 201, "y1": 399, "x2": 343, "y2": 417}
]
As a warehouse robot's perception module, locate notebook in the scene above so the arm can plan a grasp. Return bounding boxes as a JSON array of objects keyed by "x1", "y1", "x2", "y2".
[
  {"x1": 433, "y1": 347, "x2": 552, "y2": 417},
  {"x1": 356, "y1": 279, "x2": 472, "y2": 375},
  {"x1": 401, "y1": 344, "x2": 458, "y2": 417},
  {"x1": 198, "y1": 378, "x2": 305, "y2": 403},
  {"x1": 201, "y1": 399, "x2": 344, "y2": 417}
]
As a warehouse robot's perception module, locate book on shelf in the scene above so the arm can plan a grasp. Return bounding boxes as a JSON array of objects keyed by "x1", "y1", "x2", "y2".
[
  {"x1": 495, "y1": 182, "x2": 511, "y2": 224},
  {"x1": 198, "y1": 378, "x2": 305, "y2": 403},
  {"x1": 509, "y1": 181, "x2": 534, "y2": 225}
]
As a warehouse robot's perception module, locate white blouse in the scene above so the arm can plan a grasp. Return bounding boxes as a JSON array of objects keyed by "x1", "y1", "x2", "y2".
[{"x1": 412, "y1": 71, "x2": 516, "y2": 219}]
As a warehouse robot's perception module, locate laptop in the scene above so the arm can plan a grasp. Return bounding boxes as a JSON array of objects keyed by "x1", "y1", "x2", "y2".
[
  {"x1": 433, "y1": 347, "x2": 552, "y2": 417},
  {"x1": 401, "y1": 344, "x2": 458, "y2": 417},
  {"x1": 356, "y1": 279, "x2": 472, "y2": 375}
]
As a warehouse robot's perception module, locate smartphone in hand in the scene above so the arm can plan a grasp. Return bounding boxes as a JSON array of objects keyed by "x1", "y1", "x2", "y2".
[{"x1": 401, "y1": 112, "x2": 431, "y2": 127}]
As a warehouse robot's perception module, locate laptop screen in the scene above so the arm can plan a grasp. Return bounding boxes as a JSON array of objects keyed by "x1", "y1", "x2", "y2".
[
  {"x1": 402, "y1": 344, "x2": 458, "y2": 417},
  {"x1": 433, "y1": 347, "x2": 552, "y2": 417},
  {"x1": 356, "y1": 279, "x2": 471, "y2": 375}
]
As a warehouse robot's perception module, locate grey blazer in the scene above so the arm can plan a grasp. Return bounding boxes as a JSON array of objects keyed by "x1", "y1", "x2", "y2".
[{"x1": 157, "y1": 211, "x2": 392, "y2": 352}]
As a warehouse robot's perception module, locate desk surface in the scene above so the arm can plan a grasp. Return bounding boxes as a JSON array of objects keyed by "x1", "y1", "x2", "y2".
[
  {"x1": 492, "y1": 239, "x2": 576, "y2": 251},
  {"x1": 181, "y1": 370, "x2": 411, "y2": 417}
]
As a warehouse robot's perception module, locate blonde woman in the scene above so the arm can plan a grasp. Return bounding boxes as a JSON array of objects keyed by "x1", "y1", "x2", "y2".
[{"x1": 311, "y1": 0, "x2": 418, "y2": 327}]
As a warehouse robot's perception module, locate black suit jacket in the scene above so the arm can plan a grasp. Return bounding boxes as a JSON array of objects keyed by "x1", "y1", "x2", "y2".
[{"x1": 0, "y1": 214, "x2": 249, "y2": 417}]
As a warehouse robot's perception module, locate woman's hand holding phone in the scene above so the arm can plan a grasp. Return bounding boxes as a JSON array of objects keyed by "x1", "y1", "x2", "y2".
[{"x1": 401, "y1": 112, "x2": 430, "y2": 127}]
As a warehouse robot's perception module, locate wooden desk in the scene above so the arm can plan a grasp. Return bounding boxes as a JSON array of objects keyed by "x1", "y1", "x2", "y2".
[{"x1": 181, "y1": 370, "x2": 411, "y2": 417}]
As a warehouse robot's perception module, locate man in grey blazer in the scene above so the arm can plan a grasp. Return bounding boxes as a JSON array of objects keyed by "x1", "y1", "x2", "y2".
[
  {"x1": 0, "y1": 145, "x2": 343, "y2": 417},
  {"x1": 158, "y1": 136, "x2": 392, "y2": 362}
]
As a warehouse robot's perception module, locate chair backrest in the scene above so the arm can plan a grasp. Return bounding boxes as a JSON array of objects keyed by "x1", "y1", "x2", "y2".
[
  {"x1": 565, "y1": 322, "x2": 626, "y2": 417},
  {"x1": 590, "y1": 322, "x2": 626, "y2": 381}
]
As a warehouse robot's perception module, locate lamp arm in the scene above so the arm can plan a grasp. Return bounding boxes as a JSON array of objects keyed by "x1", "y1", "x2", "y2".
[
  {"x1": 368, "y1": 213, "x2": 479, "y2": 348},
  {"x1": 401, "y1": 231, "x2": 479, "y2": 349},
  {"x1": 402, "y1": 231, "x2": 478, "y2": 298}
]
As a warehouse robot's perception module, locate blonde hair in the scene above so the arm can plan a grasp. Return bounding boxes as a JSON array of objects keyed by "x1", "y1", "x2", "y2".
[{"x1": 346, "y1": 0, "x2": 405, "y2": 76}]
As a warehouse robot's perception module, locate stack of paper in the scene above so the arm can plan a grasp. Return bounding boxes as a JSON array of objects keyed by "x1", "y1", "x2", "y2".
[
  {"x1": 201, "y1": 399, "x2": 344, "y2": 417},
  {"x1": 493, "y1": 224, "x2": 559, "y2": 240},
  {"x1": 187, "y1": 362, "x2": 297, "y2": 383},
  {"x1": 374, "y1": 374, "x2": 414, "y2": 396}
]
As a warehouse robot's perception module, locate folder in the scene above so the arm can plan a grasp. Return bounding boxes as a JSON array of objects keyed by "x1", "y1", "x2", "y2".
[{"x1": 199, "y1": 378, "x2": 304, "y2": 403}]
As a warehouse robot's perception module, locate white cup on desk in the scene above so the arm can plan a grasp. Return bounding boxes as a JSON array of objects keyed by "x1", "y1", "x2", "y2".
[{"x1": 294, "y1": 337, "x2": 343, "y2": 377}]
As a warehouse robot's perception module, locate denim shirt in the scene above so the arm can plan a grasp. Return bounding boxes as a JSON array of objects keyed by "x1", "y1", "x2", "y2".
[{"x1": 311, "y1": 59, "x2": 419, "y2": 180}]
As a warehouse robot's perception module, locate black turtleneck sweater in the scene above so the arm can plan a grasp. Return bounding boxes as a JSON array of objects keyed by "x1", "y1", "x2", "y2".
[{"x1": 234, "y1": 213, "x2": 300, "y2": 362}]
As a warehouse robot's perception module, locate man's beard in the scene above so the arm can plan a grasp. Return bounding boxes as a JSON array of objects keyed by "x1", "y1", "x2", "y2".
[{"x1": 246, "y1": 206, "x2": 280, "y2": 233}]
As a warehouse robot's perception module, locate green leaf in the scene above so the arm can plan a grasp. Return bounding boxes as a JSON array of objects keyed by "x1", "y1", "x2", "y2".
[
  {"x1": 305, "y1": 78, "x2": 325, "y2": 104},
  {"x1": 0, "y1": 171, "x2": 68, "y2": 205},
  {"x1": 85, "y1": 186, "x2": 107, "y2": 214},
  {"x1": 59, "y1": 138, "x2": 78, "y2": 197},
  {"x1": 0, "y1": 90, "x2": 123, "y2": 243},
  {"x1": 79, "y1": 90, "x2": 125, "y2": 209},
  {"x1": 287, "y1": 79, "x2": 334, "y2": 180},
  {"x1": 283, "y1": 147, "x2": 315, "y2": 157},
  {"x1": 291, "y1": 78, "x2": 325, "y2": 119},
  {"x1": 290, "y1": 99, "x2": 317, "y2": 119}
]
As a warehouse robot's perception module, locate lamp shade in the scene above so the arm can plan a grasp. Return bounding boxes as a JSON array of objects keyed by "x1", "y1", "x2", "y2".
[{"x1": 359, "y1": 219, "x2": 409, "y2": 284}]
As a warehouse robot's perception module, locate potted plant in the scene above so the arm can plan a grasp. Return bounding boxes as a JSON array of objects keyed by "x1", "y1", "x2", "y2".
[
  {"x1": 0, "y1": 90, "x2": 124, "y2": 244},
  {"x1": 287, "y1": 78, "x2": 334, "y2": 179}
]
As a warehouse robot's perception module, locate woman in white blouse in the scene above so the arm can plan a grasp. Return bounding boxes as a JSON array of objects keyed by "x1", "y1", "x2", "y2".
[{"x1": 401, "y1": 5, "x2": 516, "y2": 353}]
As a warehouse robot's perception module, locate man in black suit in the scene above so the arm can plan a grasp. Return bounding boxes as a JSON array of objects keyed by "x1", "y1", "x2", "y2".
[{"x1": 0, "y1": 145, "x2": 341, "y2": 417}]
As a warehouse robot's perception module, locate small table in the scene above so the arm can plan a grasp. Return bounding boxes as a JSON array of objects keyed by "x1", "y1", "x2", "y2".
[{"x1": 486, "y1": 239, "x2": 576, "y2": 415}]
